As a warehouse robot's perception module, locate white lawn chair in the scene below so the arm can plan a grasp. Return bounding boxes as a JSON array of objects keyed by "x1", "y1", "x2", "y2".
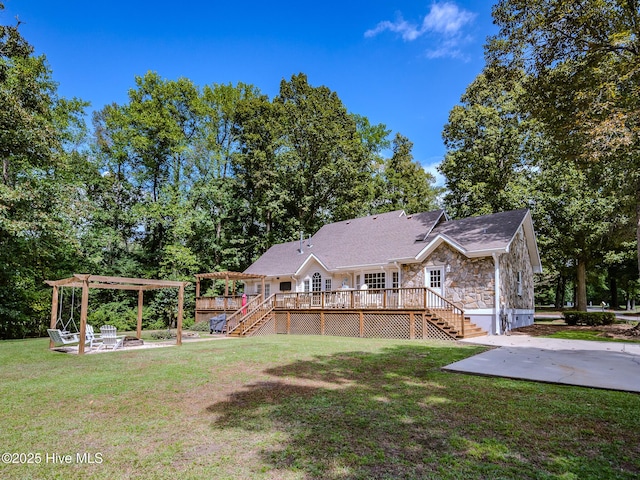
[
  {"x1": 99, "y1": 325, "x2": 124, "y2": 350},
  {"x1": 85, "y1": 325, "x2": 103, "y2": 350}
]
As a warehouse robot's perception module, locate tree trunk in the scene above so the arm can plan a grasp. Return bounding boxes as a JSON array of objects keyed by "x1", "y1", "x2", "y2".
[
  {"x1": 608, "y1": 268, "x2": 618, "y2": 310},
  {"x1": 576, "y1": 258, "x2": 588, "y2": 311},
  {"x1": 636, "y1": 185, "x2": 640, "y2": 284},
  {"x1": 554, "y1": 274, "x2": 564, "y2": 309},
  {"x1": 2, "y1": 158, "x2": 8, "y2": 186}
]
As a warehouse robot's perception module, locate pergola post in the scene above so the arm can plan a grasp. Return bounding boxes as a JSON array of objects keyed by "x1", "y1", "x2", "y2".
[
  {"x1": 78, "y1": 275, "x2": 90, "y2": 355},
  {"x1": 176, "y1": 284, "x2": 184, "y2": 346},
  {"x1": 49, "y1": 285, "x2": 59, "y2": 349},
  {"x1": 195, "y1": 278, "x2": 200, "y2": 298},
  {"x1": 137, "y1": 289, "x2": 144, "y2": 339}
]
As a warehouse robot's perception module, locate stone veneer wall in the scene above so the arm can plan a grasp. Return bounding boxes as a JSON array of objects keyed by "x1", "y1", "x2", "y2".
[
  {"x1": 498, "y1": 226, "x2": 534, "y2": 310},
  {"x1": 401, "y1": 243, "x2": 495, "y2": 310}
]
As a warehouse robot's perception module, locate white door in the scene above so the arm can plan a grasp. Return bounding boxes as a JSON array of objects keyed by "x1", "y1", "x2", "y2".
[{"x1": 425, "y1": 267, "x2": 444, "y2": 296}]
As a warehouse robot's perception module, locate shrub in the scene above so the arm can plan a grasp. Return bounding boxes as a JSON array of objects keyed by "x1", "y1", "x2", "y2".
[
  {"x1": 563, "y1": 311, "x2": 616, "y2": 326},
  {"x1": 190, "y1": 320, "x2": 210, "y2": 332}
]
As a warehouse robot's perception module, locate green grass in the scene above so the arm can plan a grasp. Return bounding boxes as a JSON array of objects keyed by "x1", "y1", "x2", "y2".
[
  {"x1": 544, "y1": 330, "x2": 638, "y2": 343},
  {"x1": 1, "y1": 335, "x2": 639, "y2": 479}
]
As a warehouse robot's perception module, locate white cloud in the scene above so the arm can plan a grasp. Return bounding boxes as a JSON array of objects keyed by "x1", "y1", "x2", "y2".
[
  {"x1": 422, "y1": 2, "x2": 475, "y2": 35},
  {"x1": 365, "y1": 2, "x2": 477, "y2": 59},
  {"x1": 422, "y1": 158, "x2": 446, "y2": 187}
]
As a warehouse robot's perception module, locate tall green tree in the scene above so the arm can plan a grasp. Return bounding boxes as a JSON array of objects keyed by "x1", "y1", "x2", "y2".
[
  {"x1": 93, "y1": 72, "x2": 203, "y2": 279},
  {"x1": 274, "y1": 73, "x2": 375, "y2": 233},
  {"x1": 377, "y1": 133, "x2": 439, "y2": 214},
  {"x1": 440, "y1": 69, "x2": 535, "y2": 218},
  {"x1": 489, "y1": 0, "x2": 640, "y2": 290},
  {"x1": 0, "y1": 4, "x2": 88, "y2": 337}
]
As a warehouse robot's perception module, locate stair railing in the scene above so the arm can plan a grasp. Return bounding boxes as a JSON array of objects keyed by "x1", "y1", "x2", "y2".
[{"x1": 227, "y1": 294, "x2": 276, "y2": 336}]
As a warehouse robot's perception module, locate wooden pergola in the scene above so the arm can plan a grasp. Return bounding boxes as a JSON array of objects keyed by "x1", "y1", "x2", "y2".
[
  {"x1": 45, "y1": 275, "x2": 190, "y2": 355},
  {"x1": 194, "y1": 271, "x2": 265, "y2": 297}
]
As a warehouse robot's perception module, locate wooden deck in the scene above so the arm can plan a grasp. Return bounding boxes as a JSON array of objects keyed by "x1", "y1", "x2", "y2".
[{"x1": 201, "y1": 288, "x2": 486, "y2": 340}]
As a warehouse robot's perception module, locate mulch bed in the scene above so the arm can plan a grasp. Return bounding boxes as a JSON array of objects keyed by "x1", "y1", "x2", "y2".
[{"x1": 512, "y1": 322, "x2": 640, "y2": 341}]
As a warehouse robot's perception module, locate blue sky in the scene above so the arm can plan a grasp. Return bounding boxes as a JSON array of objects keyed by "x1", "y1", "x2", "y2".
[{"x1": 3, "y1": 1, "x2": 497, "y2": 183}]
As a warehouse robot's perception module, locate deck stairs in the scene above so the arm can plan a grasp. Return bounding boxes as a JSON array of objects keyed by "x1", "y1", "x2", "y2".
[
  {"x1": 225, "y1": 295, "x2": 486, "y2": 339},
  {"x1": 226, "y1": 295, "x2": 275, "y2": 337},
  {"x1": 427, "y1": 313, "x2": 486, "y2": 339}
]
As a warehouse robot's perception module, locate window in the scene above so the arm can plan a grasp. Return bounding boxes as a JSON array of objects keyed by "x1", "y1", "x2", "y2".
[
  {"x1": 429, "y1": 269, "x2": 441, "y2": 289},
  {"x1": 264, "y1": 283, "x2": 270, "y2": 297},
  {"x1": 256, "y1": 283, "x2": 262, "y2": 294},
  {"x1": 392, "y1": 271, "x2": 399, "y2": 289},
  {"x1": 364, "y1": 272, "x2": 386, "y2": 290},
  {"x1": 279, "y1": 281, "x2": 292, "y2": 291},
  {"x1": 312, "y1": 272, "x2": 322, "y2": 292},
  {"x1": 325, "y1": 279, "x2": 332, "y2": 291},
  {"x1": 517, "y1": 271, "x2": 523, "y2": 296},
  {"x1": 356, "y1": 275, "x2": 361, "y2": 289},
  {"x1": 303, "y1": 280, "x2": 310, "y2": 292}
]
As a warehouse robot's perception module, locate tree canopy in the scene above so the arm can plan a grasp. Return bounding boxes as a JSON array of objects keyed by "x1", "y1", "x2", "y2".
[{"x1": 0, "y1": 9, "x2": 439, "y2": 338}]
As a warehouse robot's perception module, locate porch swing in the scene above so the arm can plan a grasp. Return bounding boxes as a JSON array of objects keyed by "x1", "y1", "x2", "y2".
[
  {"x1": 47, "y1": 287, "x2": 100, "y2": 348},
  {"x1": 55, "y1": 286, "x2": 79, "y2": 334}
]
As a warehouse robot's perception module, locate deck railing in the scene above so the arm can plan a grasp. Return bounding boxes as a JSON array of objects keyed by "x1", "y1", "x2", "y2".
[
  {"x1": 196, "y1": 294, "x2": 260, "y2": 312},
  {"x1": 273, "y1": 287, "x2": 465, "y2": 337}
]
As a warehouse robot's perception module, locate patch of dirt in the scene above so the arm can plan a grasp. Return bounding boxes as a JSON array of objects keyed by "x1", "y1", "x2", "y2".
[{"x1": 512, "y1": 322, "x2": 640, "y2": 341}]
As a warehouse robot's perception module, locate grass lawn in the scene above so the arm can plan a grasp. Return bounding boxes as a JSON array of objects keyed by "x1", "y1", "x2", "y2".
[
  {"x1": 544, "y1": 330, "x2": 639, "y2": 343},
  {"x1": 1, "y1": 335, "x2": 639, "y2": 479}
]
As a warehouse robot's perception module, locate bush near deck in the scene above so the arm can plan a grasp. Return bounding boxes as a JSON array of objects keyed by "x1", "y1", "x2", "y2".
[{"x1": 563, "y1": 311, "x2": 616, "y2": 326}]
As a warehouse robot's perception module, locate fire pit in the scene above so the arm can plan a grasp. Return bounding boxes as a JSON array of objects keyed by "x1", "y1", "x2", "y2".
[{"x1": 123, "y1": 336, "x2": 144, "y2": 347}]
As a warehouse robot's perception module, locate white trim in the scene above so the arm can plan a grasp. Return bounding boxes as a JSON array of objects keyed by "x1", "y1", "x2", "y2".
[
  {"x1": 424, "y1": 266, "x2": 444, "y2": 296},
  {"x1": 333, "y1": 262, "x2": 387, "y2": 270},
  {"x1": 506, "y1": 211, "x2": 542, "y2": 273},
  {"x1": 414, "y1": 234, "x2": 510, "y2": 263},
  {"x1": 421, "y1": 210, "x2": 447, "y2": 241},
  {"x1": 493, "y1": 252, "x2": 501, "y2": 335},
  {"x1": 507, "y1": 308, "x2": 535, "y2": 315},
  {"x1": 465, "y1": 308, "x2": 495, "y2": 315},
  {"x1": 294, "y1": 254, "x2": 329, "y2": 276}
]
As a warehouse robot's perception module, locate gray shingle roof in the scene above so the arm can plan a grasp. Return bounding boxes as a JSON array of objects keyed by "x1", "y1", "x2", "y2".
[
  {"x1": 427, "y1": 209, "x2": 531, "y2": 253},
  {"x1": 244, "y1": 209, "x2": 539, "y2": 276}
]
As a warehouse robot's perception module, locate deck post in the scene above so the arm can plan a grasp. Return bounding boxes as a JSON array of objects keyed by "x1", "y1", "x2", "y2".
[
  {"x1": 78, "y1": 275, "x2": 90, "y2": 355},
  {"x1": 359, "y1": 311, "x2": 364, "y2": 337},
  {"x1": 137, "y1": 289, "x2": 143, "y2": 339},
  {"x1": 49, "y1": 285, "x2": 59, "y2": 348},
  {"x1": 176, "y1": 284, "x2": 184, "y2": 346},
  {"x1": 409, "y1": 312, "x2": 415, "y2": 339},
  {"x1": 286, "y1": 311, "x2": 291, "y2": 334}
]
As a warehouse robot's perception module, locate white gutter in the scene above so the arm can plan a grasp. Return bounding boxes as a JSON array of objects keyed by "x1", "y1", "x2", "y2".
[
  {"x1": 393, "y1": 261, "x2": 402, "y2": 287},
  {"x1": 492, "y1": 252, "x2": 501, "y2": 335}
]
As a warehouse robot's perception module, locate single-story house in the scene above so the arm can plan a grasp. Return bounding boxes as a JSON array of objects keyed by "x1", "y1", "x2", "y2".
[{"x1": 243, "y1": 209, "x2": 541, "y2": 335}]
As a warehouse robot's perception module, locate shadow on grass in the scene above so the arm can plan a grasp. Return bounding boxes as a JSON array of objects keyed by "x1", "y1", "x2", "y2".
[{"x1": 206, "y1": 343, "x2": 640, "y2": 479}]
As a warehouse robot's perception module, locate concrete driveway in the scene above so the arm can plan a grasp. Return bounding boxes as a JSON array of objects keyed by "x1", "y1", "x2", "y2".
[{"x1": 444, "y1": 335, "x2": 640, "y2": 393}]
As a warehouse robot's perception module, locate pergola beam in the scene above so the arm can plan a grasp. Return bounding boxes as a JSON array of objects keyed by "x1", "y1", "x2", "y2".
[{"x1": 195, "y1": 271, "x2": 265, "y2": 300}]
